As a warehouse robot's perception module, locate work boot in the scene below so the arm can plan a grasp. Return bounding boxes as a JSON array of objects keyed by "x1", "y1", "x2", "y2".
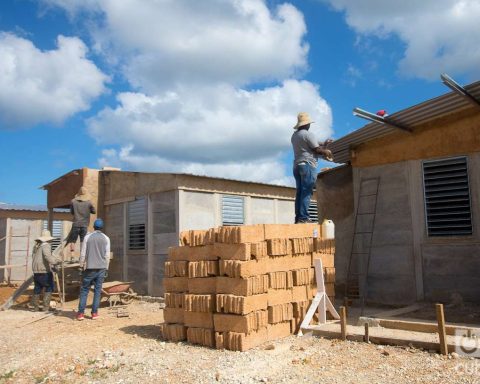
[
  {"x1": 30, "y1": 294, "x2": 40, "y2": 312},
  {"x1": 42, "y1": 292, "x2": 53, "y2": 312}
]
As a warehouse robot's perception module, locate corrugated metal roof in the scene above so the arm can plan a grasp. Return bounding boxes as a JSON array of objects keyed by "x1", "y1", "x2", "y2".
[
  {"x1": 0, "y1": 203, "x2": 69, "y2": 213},
  {"x1": 330, "y1": 80, "x2": 480, "y2": 164}
]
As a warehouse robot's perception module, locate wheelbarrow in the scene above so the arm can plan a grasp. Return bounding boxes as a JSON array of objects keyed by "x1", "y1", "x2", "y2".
[{"x1": 98, "y1": 281, "x2": 137, "y2": 307}]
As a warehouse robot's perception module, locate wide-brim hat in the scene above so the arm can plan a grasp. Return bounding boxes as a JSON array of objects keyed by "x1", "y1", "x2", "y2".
[
  {"x1": 36, "y1": 229, "x2": 54, "y2": 243},
  {"x1": 293, "y1": 112, "x2": 314, "y2": 130},
  {"x1": 75, "y1": 186, "x2": 90, "y2": 201}
]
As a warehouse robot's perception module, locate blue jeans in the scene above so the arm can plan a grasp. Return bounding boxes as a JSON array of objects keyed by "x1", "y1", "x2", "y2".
[
  {"x1": 33, "y1": 273, "x2": 54, "y2": 294},
  {"x1": 78, "y1": 269, "x2": 106, "y2": 314},
  {"x1": 293, "y1": 163, "x2": 317, "y2": 223}
]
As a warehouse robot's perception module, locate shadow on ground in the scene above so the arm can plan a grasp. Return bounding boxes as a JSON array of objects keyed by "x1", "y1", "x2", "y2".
[{"x1": 120, "y1": 324, "x2": 161, "y2": 340}]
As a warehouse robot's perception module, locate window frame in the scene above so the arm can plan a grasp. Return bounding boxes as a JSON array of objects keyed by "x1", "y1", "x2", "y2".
[
  {"x1": 127, "y1": 197, "x2": 147, "y2": 251},
  {"x1": 221, "y1": 194, "x2": 245, "y2": 226},
  {"x1": 422, "y1": 156, "x2": 473, "y2": 238}
]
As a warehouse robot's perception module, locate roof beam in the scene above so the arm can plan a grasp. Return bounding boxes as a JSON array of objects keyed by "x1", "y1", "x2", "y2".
[
  {"x1": 441, "y1": 73, "x2": 480, "y2": 109},
  {"x1": 352, "y1": 107, "x2": 412, "y2": 133}
]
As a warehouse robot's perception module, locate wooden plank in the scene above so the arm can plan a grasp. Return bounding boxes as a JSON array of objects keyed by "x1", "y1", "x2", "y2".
[
  {"x1": 104, "y1": 196, "x2": 135, "y2": 206},
  {"x1": 309, "y1": 327, "x2": 456, "y2": 353},
  {"x1": 340, "y1": 306, "x2": 347, "y2": 341},
  {"x1": 375, "y1": 317, "x2": 480, "y2": 336},
  {"x1": 371, "y1": 303, "x2": 424, "y2": 318},
  {"x1": 298, "y1": 258, "x2": 339, "y2": 336},
  {"x1": 17, "y1": 312, "x2": 54, "y2": 327},
  {"x1": 436, "y1": 303, "x2": 448, "y2": 355},
  {"x1": 0, "y1": 264, "x2": 26, "y2": 269}
]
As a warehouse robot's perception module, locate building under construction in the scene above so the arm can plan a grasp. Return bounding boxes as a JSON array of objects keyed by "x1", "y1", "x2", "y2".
[
  {"x1": 42, "y1": 169, "x2": 309, "y2": 296},
  {"x1": 317, "y1": 76, "x2": 480, "y2": 305}
]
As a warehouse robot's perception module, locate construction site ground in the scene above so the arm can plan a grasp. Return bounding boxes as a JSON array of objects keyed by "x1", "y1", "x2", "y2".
[{"x1": 0, "y1": 290, "x2": 478, "y2": 384}]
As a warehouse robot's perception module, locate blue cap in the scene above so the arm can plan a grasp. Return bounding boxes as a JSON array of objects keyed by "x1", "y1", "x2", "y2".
[{"x1": 93, "y1": 218, "x2": 104, "y2": 230}]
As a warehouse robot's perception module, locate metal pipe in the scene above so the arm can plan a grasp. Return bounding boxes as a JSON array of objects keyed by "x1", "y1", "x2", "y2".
[
  {"x1": 441, "y1": 73, "x2": 480, "y2": 109},
  {"x1": 353, "y1": 107, "x2": 412, "y2": 132}
]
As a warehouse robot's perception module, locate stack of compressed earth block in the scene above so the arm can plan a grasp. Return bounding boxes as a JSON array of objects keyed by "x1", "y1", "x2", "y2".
[{"x1": 160, "y1": 224, "x2": 335, "y2": 351}]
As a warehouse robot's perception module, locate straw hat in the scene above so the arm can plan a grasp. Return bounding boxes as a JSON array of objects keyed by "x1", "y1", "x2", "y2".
[
  {"x1": 75, "y1": 186, "x2": 90, "y2": 201},
  {"x1": 36, "y1": 230, "x2": 54, "y2": 243},
  {"x1": 293, "y1": 112, "x2": 314, "y2": 130}
]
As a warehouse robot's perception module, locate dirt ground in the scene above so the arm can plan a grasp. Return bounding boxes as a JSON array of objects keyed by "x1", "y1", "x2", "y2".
[
  {"x1": 0, "y1": 285, "x2": 30, "y2": 306},
  {"x1": 0, "y1": 292, "x2": 479, "y2": 384}
]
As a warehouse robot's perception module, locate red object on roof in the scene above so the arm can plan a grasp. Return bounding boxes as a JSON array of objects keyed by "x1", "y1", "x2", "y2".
[{"x1": 376, "y1": 110, "x2": 387, "y2": 117}]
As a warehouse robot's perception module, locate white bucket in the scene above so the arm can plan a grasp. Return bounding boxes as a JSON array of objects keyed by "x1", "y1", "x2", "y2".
[{"x1": 321, "y1": 219, "x2": 335, "y2": 239}]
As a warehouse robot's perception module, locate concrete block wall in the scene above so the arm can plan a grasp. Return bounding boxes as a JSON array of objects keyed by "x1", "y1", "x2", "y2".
[{"x1": 160, "y1": 224, "x2": 336, "y2": 351}]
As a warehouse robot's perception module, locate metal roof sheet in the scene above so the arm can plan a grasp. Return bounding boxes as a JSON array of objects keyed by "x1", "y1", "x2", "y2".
[
  {"x1": 0, "y1": 203, "x2": 69, "y2": 213},
  {"x1": 330, "y1": 80, "x2": 480, "y2": 164}
]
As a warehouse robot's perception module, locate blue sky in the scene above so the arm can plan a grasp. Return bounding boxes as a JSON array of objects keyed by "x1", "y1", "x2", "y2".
[{"x1": 0, "y1": 0, "x2": 479, "y2": 205}]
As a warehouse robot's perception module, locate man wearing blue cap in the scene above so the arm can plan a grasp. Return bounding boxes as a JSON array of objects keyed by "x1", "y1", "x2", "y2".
[{"x1": 77, "y1": 218, "x2": 110, "y2": 321}]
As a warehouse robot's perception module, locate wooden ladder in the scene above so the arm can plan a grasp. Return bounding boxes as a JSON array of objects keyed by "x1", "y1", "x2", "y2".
[{"x1": 345, "y1": 177, "x2": 380, "y2": 314}]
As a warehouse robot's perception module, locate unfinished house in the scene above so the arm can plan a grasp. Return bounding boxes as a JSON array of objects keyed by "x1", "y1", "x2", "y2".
[
  {"x1": 0, "y1": 204, "x2": 71, "y2": 283},
  {"x1": 317, "y1": 78, "x2": 480, "y2": 305},
  {"x1": 43, "y1": 168, "x2": 302, "y2": 296}
]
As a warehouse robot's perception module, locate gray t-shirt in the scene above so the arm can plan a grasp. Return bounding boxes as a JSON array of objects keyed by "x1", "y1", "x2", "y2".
[
  {"x1": 80, "y1": 231, "x2": 111, "y2": 270},
  {"x1": 291, "y1": 129, "x2": 319, "y2": 167},
  {"x1": 70, "y1": 199, "x2": 96, "y2": 228}
]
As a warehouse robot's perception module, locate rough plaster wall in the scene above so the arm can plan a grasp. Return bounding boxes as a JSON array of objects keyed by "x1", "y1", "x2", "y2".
[
  {"x1": 352, "y1": 110, "x2": 480, "y2": 168},
  {"x1": 151, "y1": 191, "x2": 177, "y2": 296},
  {"x1": 423, "y1": 244, "x2": 480, "y2": 302},
  {"x1": 421, "y1": 152, "x2": 480, "y2": 303},
  {"x1": 8, "y1": 219, "x2": 43, "y2": 281},
  {"x1": 354, "y1": 163, "x2": 417, "y2": 305},
  {"x1": 250, "y1": 198, "x2": 275, "y2": 224},
  {"x1": 0, "y1": 218, "x2": 6, "y2": 281},
  {"x1": 182, "y1": 191, "x2": 216, "y2": 231},
  {"x1": 277, "y1": 200, "x2": 295, "y2": 224},
  {"x1": 83, "y1": 168, "x2": 100, "y2": 231},
  {"x1": 316, "y1": 166, "x2": 354, "y2": 295},
  {"x1": 104, "y1": 203, "x2": 124, "y2": 282},
  {"x1": 128, "y1": 253, "x2": 148, "y2": 294}
]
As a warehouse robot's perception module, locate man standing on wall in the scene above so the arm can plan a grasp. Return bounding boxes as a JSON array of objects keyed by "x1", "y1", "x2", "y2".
[
  {"x1": 77, "y1": 218, "x2": 110, "y2": 321},
  {"x1": 291, "y1": 112, "x2": 334, "y2": 224},
  {"x1": 67, "y1": 186, "x2": 96, "y2": 254}
]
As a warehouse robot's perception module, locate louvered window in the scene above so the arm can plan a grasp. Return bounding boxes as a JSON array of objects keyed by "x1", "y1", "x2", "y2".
[
  {"x1": 423, "y1": 157, "x2": 472, "y2": 237},
  {"x1": 128, "y1": 197, "x2": 146, "y2": 250},
  {"x1": 308, "y1": 200, "x2": 319, "y2": 223},
  {"x1": 222, "y1": 195, "x2": 244, "y2": 226},
  {"x1": 43, "y1": 220, "x2": 63, "y2": 250}
]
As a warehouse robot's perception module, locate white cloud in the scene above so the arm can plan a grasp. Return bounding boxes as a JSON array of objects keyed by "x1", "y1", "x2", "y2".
[
  {"x1": 90, "y1": 80, "x2": 332, "y2": 181},
  {"x1": 43, "y1": 0, "x2": 333, "y2": 183},
  {"x1": 99, "y1": 145, "x2": 294, "y2": 186},
  {"x1": 325, "y1": 0, "x2": 480, "y2": 80},
  {"x1": 43, "y1": 0, "x2": 309, "y2": 91},
  {"x1": 0, "y1": 33, "x2": 108, "y2": 128},
  {"x1": 344, "y1": 64, "x2": 362, "y2": 86}
]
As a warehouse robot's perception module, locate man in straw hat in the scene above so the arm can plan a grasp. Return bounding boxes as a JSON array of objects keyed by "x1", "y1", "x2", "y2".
[
  {"x1": 30, "y1": 230, "x2": 61, "y2": 311},
  {"x1": 291, "y1": 112, "x2": 333, "y2": 224},
  {"x1": 67, "y1": 186, "x2": 96, "y2": 253}
]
